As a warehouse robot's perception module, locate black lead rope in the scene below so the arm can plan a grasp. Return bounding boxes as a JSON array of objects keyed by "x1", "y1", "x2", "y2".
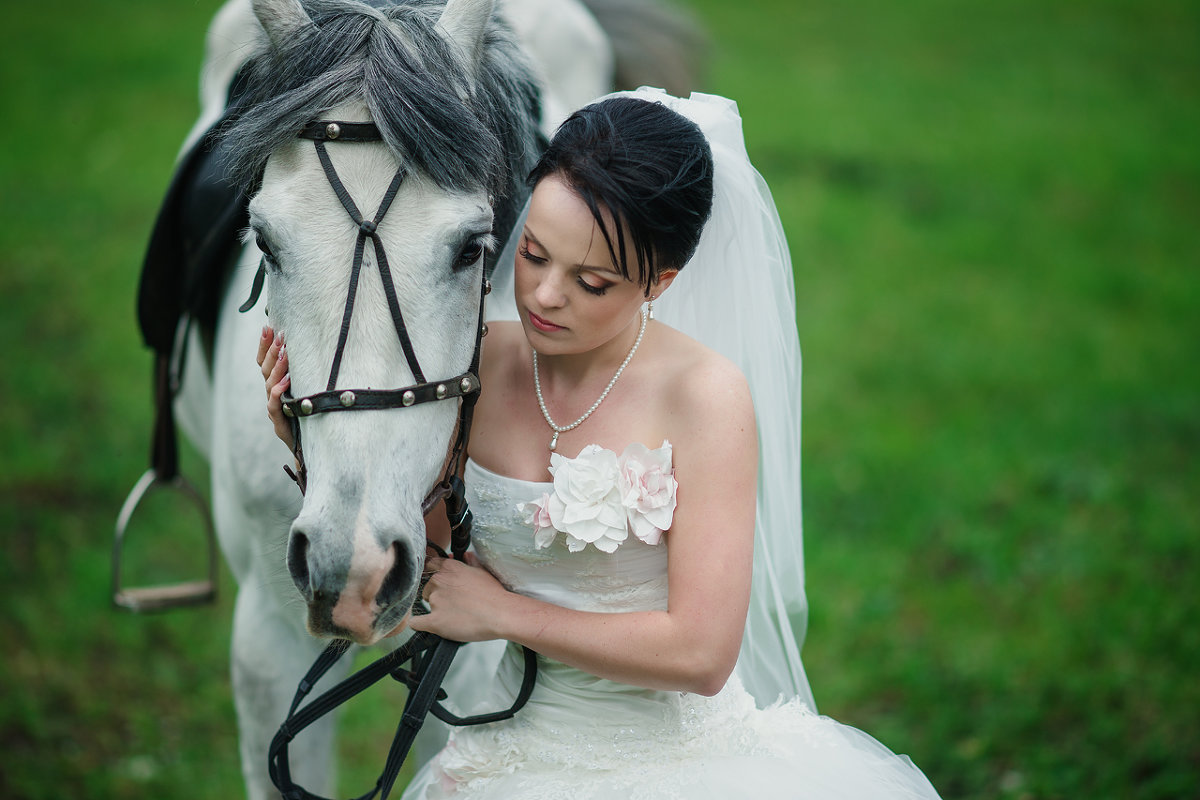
[{"x1": 268, "y1": 633, "x2": 539, "y2": 800}]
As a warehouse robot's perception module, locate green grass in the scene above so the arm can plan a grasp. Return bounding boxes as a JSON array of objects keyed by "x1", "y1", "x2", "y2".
[{"x1": 1, "y1": 1, "x2": 1197, "y2": 797}]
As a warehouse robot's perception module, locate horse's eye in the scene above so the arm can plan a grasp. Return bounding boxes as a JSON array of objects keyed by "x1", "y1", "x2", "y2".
[
  {"x1": 255, "y1": 231, "x2": 279, "y2": 268},
  {"x1": 455, "y1": 240, "x2": 485, "y2": 270}
]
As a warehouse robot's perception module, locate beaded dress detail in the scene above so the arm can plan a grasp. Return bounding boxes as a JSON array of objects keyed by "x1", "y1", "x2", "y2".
[{"x1": 399, "y1": 455, "x2": 941, "y2": 800}]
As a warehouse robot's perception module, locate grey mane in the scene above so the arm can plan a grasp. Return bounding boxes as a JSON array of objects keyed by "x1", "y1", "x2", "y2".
[{"x1": 223, "y1": 0, "x2": 543, "y2": 214}]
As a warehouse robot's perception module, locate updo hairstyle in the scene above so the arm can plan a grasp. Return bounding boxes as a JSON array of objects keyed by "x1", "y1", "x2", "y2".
[{"x1": 527, "y1": 97, "x2": 714, "y2": 294}]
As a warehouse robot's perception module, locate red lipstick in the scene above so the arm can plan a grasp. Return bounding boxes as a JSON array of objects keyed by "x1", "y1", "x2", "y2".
[{"x1": 528, "y1": 311, "x2": 564, "y2": 333}]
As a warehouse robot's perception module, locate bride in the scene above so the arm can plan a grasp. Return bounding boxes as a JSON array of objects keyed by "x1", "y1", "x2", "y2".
[{"x1": 260, "y1": 88, "x2": 939, "y2": 799}]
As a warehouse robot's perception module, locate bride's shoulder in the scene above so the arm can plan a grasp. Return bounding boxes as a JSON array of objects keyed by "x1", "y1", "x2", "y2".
[
  {"x1": 650, "y1": 324, "x2": 753, "y2": 427},
  {"x1": 653, "y1": 324, "x2": 747, "y2": 386}
]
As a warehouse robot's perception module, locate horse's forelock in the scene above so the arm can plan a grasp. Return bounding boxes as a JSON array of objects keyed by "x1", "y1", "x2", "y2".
[
  {"x1": 363, "y1": 10, "x2": 505, "y2": 192},
  {"x1": 223, "y1": 0, "x2": 539, "y2": 207}
]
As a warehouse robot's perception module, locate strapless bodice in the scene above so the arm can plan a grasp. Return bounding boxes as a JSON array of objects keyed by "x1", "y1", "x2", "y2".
[{"x1": 464, "y1": 458, "x2": 669, "y2": 614}]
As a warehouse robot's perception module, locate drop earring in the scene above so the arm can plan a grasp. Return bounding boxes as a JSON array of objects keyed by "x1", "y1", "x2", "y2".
[{"x1": 647, "y1": 294, "x2": 657, "y2": 320}]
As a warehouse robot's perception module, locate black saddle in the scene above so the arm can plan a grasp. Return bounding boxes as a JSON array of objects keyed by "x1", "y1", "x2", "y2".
[{"x1": 138, "y1": 81, "x2": 251, "y2": 357}]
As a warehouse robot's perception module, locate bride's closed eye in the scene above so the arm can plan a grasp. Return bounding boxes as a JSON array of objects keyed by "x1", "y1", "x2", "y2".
[
  {"x1": 518, "y1": 243, "x2": 546, "y2": 265},
  {"x1": 576, "y1": 275, "x2": 610, "y2": 296}
]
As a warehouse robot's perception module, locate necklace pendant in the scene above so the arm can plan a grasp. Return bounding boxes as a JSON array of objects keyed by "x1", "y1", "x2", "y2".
[{"x1": 549, "y1": 431, "x2": 559, "y2": 451}]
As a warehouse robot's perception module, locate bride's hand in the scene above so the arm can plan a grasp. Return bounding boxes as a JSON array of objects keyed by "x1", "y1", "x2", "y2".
[
  {"x1": 256, "y1": 325, "x2": 296, "y2": 450},
  {"x1": 409, "y1": 555, "x2": 509, "y2": 642}
]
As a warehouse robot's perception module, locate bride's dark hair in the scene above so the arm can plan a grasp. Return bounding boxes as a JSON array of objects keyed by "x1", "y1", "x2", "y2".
[{"x1": 527, "y1": 97, "x2": 714, "y2": 293}]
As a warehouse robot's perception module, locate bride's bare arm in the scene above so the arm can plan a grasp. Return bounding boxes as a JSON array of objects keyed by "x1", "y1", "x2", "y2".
[{"x1": 411, "y1": 359, "x2": 757, "y2": 697}]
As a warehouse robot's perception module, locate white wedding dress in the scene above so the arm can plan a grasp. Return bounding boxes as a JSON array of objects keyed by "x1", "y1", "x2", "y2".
[
  {"x1": 400, "y1": 87, "x2": 940, "y2": 799},
  {"x1": 399, "y1": 456, "x2": 941, "y2": 800}
]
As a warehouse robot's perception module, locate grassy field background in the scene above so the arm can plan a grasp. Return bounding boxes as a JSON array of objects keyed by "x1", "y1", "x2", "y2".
[{"x1": 1, "y1": 0, "x2": 1197, "y2": 797}]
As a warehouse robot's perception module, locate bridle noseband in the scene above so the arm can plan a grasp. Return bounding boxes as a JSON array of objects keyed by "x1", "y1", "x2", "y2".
[{"x1": 239, "y1": 120, "x2": 534, "y2": 800}]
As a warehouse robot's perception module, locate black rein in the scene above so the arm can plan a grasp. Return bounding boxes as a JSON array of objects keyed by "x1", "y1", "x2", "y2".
[{"x1": 266, "y1": 477, "x2": 538, "y2": 800}]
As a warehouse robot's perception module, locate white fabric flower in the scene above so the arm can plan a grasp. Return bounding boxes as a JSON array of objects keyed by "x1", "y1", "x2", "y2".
[
  {"x1": 434, "y1": 728, "x2": 523, "y2": 793},
  {"x1": 520, "y1": 441, "x2": 677, "y2": 553},
  {"x1": 618, "y1": 440, "x2": 678, "y2": 545},
  {"x1": 545, "y1": 445, "x2": 628, "y2": 553},
  {"x1": 517, "y1": 493, "x2": 557, "y2": 549}
]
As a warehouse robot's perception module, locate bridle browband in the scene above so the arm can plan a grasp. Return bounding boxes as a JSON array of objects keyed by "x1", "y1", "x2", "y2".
[{"x1": 239, "y1": 120, "x2": 534, "y2": 800}]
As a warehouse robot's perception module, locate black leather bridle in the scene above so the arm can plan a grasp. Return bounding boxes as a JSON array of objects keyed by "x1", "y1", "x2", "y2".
[
  {"x1": 239, "y1": 119, "x2": 485, "y2": 502},
  {"x1": 239, "y1": 119, "x2": 536, "y2": 800}
]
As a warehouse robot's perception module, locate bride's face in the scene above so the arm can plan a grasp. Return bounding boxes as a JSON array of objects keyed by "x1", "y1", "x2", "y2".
[{"x1": 513, "y1": 175, "x2": 650, "y2": 358}]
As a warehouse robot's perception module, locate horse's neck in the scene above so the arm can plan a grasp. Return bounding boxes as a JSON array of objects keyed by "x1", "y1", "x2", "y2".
[
  {"x1": 183, "y1": 0, "x2": 261, "y2": 157},
  {"x1": 500, "y1": 0, "x2": 614, "y2": 133}
]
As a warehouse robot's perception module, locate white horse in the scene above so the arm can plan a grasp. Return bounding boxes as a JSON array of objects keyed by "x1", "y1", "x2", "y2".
[{"x1": 163, "y1": 0, "x2": 701, "y2": 797}]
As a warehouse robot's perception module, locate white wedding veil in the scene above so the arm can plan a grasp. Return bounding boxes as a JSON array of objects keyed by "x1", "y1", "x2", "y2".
[{"x1": 488, "y1": 87, "x2": 815, "y2": 711}]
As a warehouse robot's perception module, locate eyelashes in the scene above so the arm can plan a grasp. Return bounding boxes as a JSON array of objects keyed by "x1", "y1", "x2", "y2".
[
  {"x1": 576, "y1": 278, "x2": 608, "y2": 296},
  {"x1": 517, "y1": 244, "x2": 545, "y2": 265}
]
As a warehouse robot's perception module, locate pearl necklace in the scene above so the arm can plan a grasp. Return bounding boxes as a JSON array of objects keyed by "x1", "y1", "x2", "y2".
[{"x1": 533, "y1": 307, "x2": 649, "y2": 451}]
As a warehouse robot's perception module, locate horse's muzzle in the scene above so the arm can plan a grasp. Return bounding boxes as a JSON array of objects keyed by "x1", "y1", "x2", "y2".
[{"x1": 288, "y1": 530, "x2": 418, "y2": 644}]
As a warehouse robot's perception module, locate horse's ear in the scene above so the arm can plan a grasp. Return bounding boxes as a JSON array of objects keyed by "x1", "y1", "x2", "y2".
[
  {"x1": 436, "y1": 0, "x2": 494, "y2": 76},
  {"x1": 252, "y1": 0, "x2": 314, "y2": 48}
]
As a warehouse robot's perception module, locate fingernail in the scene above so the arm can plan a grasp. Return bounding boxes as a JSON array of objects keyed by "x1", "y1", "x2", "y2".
[
  {"x1": 273, "y1": 332, "x2": 282, "y2": 346},
  {"x1": 262, "y1": 326, "x2": 270, "y2": 339}
]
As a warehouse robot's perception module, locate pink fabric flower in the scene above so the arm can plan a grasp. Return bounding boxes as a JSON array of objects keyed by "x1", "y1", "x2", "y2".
[
  {"x1": 517, "y1": 493, "x2": 557, "y2": 549},
  {"x1": 618, "y1": 441, "x2": 678, "y2": 546}
]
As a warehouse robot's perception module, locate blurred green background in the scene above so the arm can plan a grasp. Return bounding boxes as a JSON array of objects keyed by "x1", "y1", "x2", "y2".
[{"x1": 1, "y1": 0, "x2": 1196, "y2": 797}]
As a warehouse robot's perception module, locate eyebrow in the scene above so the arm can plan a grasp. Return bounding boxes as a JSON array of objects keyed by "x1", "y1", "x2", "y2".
[{"x1": 523, "y1": 226, "x2": 622, "y2": 278}]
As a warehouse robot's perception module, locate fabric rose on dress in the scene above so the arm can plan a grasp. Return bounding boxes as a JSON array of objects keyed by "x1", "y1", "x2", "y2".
[
  {"x1": 618, "y1": 440, "x2": 678, "y2": 546},
  {"x1": 517, "y1": 493, "x2": 556, "y2": 550},
  {"x1": 544, "y1": 445, "x2": 628, "y2": 553},
  {"x1": 521, "y1": 441, "x2": 677, "y2": 553},
  {"x1": 433, "y1": 727, "x2": 524, "y2": 795}
]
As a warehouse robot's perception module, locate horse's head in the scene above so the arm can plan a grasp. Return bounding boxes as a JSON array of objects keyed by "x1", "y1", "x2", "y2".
[{"x1": 227, "y1": 0, "x2": 540, "y2": 644}]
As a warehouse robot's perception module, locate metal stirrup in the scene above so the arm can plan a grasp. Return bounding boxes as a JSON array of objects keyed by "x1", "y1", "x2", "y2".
[
  {"x1": 113, "y1": 326, "x2": 218, "y2": 612},
  {"x1": 112, "y1": 468, "x2": 218, "y2": 611}
]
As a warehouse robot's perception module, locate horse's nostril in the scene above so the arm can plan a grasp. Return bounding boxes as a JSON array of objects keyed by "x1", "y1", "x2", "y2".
[
  {"x1": 376, "y1": 541, "x2": 415, "y2": 608},
  {"x1": 288, "y1": 531, "x2": 313, "y2": 601}
]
